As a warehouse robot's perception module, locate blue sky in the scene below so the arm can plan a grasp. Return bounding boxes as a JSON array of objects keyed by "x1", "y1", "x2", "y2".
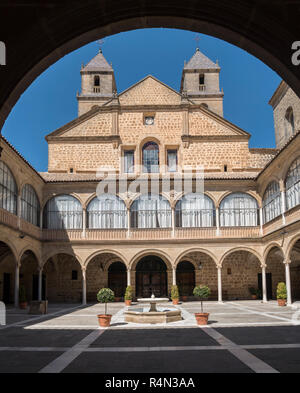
[{"x1": 2, "y1": 28, "x2": 281, "y2": 172}]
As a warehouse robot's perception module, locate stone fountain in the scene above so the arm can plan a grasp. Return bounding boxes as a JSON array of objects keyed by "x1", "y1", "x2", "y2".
[{"x1": 124, "y1": 293, "x2": 182, "y2": 324}]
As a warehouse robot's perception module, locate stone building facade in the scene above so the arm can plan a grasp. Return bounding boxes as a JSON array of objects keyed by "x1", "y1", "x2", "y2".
[{"x1": 0, "y1": 48, "x2": 300, "y2": 306}]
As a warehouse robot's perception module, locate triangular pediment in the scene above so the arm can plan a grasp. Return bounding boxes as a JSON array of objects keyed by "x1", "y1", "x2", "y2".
[
  {"x1": 118, "y1": 75, "x2": 182, "y2": 106},
  {"x1": 189, "y1": 108, "x2": 250, "y2": 138}
]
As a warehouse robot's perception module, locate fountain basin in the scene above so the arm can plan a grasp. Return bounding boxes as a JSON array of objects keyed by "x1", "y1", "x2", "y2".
[{"x1": 124, "y1": 308, "x2": 182, "y2": 324}]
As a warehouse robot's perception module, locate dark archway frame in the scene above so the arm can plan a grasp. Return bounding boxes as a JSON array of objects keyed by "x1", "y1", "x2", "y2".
[{"x1": 0, "y1": 1, "x2": 300, "y2": 134}]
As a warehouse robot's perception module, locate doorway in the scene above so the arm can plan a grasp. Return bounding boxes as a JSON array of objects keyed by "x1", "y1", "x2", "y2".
[{"x1": 136, "y1": 256, "x2": 167, "y2": 298}]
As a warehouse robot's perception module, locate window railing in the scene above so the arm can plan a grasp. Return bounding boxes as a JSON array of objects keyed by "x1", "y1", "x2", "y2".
[
  {"x1": 219, "y1": 208, "x2": 259, "y2": 227},
  {"x1": 87, "y1": 210, "x2": 127, "y2": 229},
  {"x1": 199, "y1": 84, "x2": 206, "y2": 91},
  {"x1": 175, "y1": 209, "x2": 216, "y2": 227},
  {"x1": 93, "y1": 87, "x2": 101, "y2": 93}
]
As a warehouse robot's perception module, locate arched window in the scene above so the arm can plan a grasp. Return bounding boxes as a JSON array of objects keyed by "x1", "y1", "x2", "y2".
[
  {"x1": 286, "y1": 157, "x2": 300, "y2": 210},
  {"x1": 94, "y1": 75, "x2": 100, "y2": 87},
  {"x1": 87, "y1": 194, "x2": 127, "y2": 229},
  {"x1": 142, "y1": 142, "x2": 159, "y2": 173},
  {"x1": 220, "y1": 193, "x2": 259, "y2": 227},
  {"x1": 175, "y1": 193, "x2": 215, "y2": 227},
  {"x1": 0, "y1": 161, "x2": 17, "y2": 214},
  {"x1": 284, "y1": 107, "x2": 295, "y2": 137},
  {"x1": 21, "y1": 184, "x2": 40, "y2": 226},
  {"x1": 43, "y1": 195, "x2": 82, "y2": 229},
  {"x1": 262, "y1": 181, "x2": 281, "y2": 223},
  {"x1": 131, "y1": 194, "x2": 171, "y2": 229}
]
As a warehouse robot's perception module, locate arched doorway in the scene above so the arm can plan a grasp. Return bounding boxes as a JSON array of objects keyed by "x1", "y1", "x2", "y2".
[
  {"x1": 289, "y1": 238, "x2": 300, "y2": 301},
  {"x1": 176, "y1": 261, "x2": 195, "y2": 297},
  {"x1": 108, "y1": 262, "x2": 127, "y2": 299},
  {"x1": 43, "y1": 254, "x2": 82, "y2": 303},
  {"x1": 136, "y1": 256, "x2": 167, "y2": 298},
  {"x1": 20, "y1": 250, "x2": 41, "y2": 302},
  {"x1": 0, "y1": 241, "x2": 16, "y2": 304},
  {"x1": 265, "y1": 246, "x2": 285, "y2": 300}
]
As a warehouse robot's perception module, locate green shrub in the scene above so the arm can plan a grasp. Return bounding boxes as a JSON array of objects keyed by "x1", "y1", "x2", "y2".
[
  {"x1": 97, "y1": 288, "x2": 115, "y2": 314},
  {"x1": 171, "y1": 285, "x2": 179, "y2": 300},
  {"x1": 193, "y1": 285, "x2": 211, "y2": 313},
  {"x1": 124, "y1": 286, "x2": 133, "y2": 301},
  {"x1": 249, "y1": 287, "x2": 261, "y2": 298},
  {"x1": 19, "y1": 286, "x2": 27, "y2": 303},
  {"x1": 277, "y1": 282, "x2": 287, "y2": 300}
]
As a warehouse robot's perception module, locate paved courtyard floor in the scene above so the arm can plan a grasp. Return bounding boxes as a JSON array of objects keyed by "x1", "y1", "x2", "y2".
[{"x1": 1, "y1": 300, "x2": 300, "y2": 373}]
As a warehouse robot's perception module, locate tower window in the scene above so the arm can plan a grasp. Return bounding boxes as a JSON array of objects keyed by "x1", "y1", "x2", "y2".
[
  {"x1": 94, "y1": 75, "x2": 100, "y2": 87},
  {"x1": 199, "y1": 74, "x2": 205, "y2": 91},
  {"x1": 284, "y1": 107, "x2": 295, "y2": 137},
  {"x1": 224, "y1": 165, "x2": 228, "y2": 172}
]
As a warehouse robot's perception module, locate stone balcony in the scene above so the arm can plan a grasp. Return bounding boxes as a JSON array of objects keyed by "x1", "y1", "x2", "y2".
[{"x1": 0, "y1": 205, "x2": 299, "y2": 243}]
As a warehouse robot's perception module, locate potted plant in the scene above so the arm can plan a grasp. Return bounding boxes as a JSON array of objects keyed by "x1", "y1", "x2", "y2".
[
  {"x1": 171, "y1": 285, "x2": 179, "y2": 305},
  {"x1": 19, "y1": 285, "x2": 28, "y2": 309},
  {"x1": 97, "y1": 288, "x2": 115, "y2": 327},
  {"x1": 124, "y1": 285, "x2": 133, "y2": 306},
  {"x1": 249, "y1": 287, "x2": 258, "y2": 300},
  {"x1": 193, "y1": 285, "x2": 211, "y2": 325},
  {"x1": 277, "y1": 282, "x2": 287, "y2": 306}
]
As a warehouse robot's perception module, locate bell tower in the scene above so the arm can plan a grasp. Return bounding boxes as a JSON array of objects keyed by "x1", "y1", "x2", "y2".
[
  {"x1": 180, "y1": 48, "x2": 224, "y2": 116},
  {"x1": 77, "y1": 49, "x2": 117, "y2": 116}
]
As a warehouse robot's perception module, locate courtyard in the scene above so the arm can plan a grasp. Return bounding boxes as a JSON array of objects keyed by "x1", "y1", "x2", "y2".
[{"x1": 1, "y1": 300, "x2": 300, "y2": 373}]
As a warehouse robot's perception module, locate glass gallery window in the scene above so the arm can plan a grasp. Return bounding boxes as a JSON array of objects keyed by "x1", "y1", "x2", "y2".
[
  {"x1": 43, "y1": 195, "x2": 82, "y2": 229},
  {"x1": 21, "y1": 184, "x2": 40, "y2": 226},
  {"x1": 220, "y1": 193, "x2": 259, "y2": 227},
  {"x1": 286, "y1": 157, "x2": 300, "y2": 210},
  {"x1": 123, "y1": 150, "x2": 134, "y2": 173},
  {"x1": 131, "y1": 194, "x2": 171, "y2": 229},
  {"x1": 175, "y1": 193, "x2": 215, "y2": 227},
  {"x1": 262, "y1": 181, "x2": 281, "y2": 223},
  {"x1": 87, "y1": 194, "x2": 127, "y2": 229},
  {"x1": 167, "y1": 150, "x2": 178, "y2": 172},
  {"x1": 142, "y1": 142, "x2": 159, "y2": 173},
  {"x1": 0, "y1": 161, "x2": 17, "y2": 214}
]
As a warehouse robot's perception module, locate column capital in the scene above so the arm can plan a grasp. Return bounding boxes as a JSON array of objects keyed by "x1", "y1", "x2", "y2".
[
  {"x1": 216, "y1": 263, "x2": 222, "y2": 269},
  {"x1": 260, "y1": 263, "x2": 267, "y2": 269},
  {"x1": 284, "y1": 258, "x2": 291, "y2": 265},
  {"x1": 81, "y1": 265, "x2": 87, "y2": 273}
]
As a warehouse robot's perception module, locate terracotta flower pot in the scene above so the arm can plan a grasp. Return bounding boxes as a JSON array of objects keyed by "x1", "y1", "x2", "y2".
[
  {"x1": 195, "y1": 313, "x2": 209, "y2": 326},
  {"x1": 97, "y1": 314, "x2": 112, "y2": 327},
  {"x1": 278, "y1": 299, "x2": 287, "y2": 307},
  {"x1": 251, "y1": 295, "x2": 257, "y2": 300},
  {"x1": 172, "y1": 299, "x2": 179, "y2": 305},
  {"x1": 125, "y1": 300, "x2": 132, "y2": 306},
  {"x1": 182, "y1": 296, "x2": 188, "y2": 302},
  {"x1": 19, "y1": 302, "x2": 28, "y2": 310},
  {"x1": 115, "y1": 297, "x2": 121, "y2": 302}
]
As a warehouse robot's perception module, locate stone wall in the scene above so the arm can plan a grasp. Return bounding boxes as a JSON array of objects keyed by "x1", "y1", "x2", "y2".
[{"x1": 272, "y1": 84, "x2": 300, "y2": 149}]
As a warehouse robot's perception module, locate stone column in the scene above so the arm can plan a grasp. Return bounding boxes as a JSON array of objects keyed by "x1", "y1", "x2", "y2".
[
  {"x1": 217, "y1": 265, "x2": 223, "y2": 303},
  {"x1": 259, "y1": 207, "x2": 264, "y2": 236},
  {"x1": 39, "y1": 209, "x2": 43, "y2": 229},
  {"x1": 127, "y1": 207, "x2": 131, "y2": 238},
  {"x1": 17, "y1": 193, "x2": 22, "y2": 229},
  {"x1": 127, "y1": 269, "x2": 131, "y2": 286},
  {"x1": 172, "y1": 267, "x2": 176, "y2": 285},
  {"x1": 38, "y1": 266, "x2": 43, "y2": 301},
  {"x1": 14, "y1": 262, "x2": 20, "y2": 308},
  {"x1": 82, "y1": 266, "x2": 87, "y2": 306},
  {"x1": 216, "y1": 208, "x2": 220, "y2": 236},
  {"x1": 280, "y1": 180, "x2": 286, "y2": 225},
  {"x1": 171, "y1": 206, "x2": 175, "y2": 238},
  {"x1": 284, "y1": 259, "x2": 292, "y2": 305},
  {"x1": 82, "y1": 208, "x2": 86, "y2": 238},
  {"x1": 261, "y1": 264, "x2": 267, "y2": 303}
]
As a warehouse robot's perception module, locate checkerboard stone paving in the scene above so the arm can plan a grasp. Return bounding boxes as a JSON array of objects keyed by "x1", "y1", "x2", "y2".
[{"x1": 1, "y1": 301, "x2": 300, "y2": 373}]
